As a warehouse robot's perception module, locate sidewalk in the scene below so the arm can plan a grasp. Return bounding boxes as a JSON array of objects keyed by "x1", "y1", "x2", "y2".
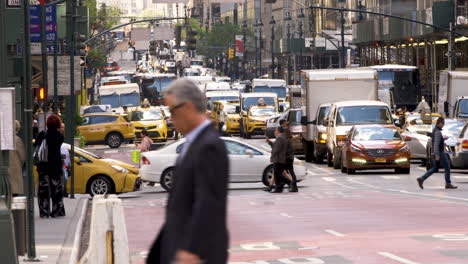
[{"x1": 19, "y1": 196, "x2": 88, "y2": 264}]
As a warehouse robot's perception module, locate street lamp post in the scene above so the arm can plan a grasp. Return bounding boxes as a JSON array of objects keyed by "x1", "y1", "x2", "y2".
[
  {"x1": 257, "y1": 20, "x2": 264, "y2": 77},
  {"x1": 285, "y1": 14, "x2": 292, "y2": 84},
  {"x1": 270, "y1": 16, "x2": 276, "y2": 79},
  {"x1": 242, "y1": 20, "x2": 247, "y2": 80},
  {"x1": 298, "y1": 8, "x2": 305, "y2": 76}
]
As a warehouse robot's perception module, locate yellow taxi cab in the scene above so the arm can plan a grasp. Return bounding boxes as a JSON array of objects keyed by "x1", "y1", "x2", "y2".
[
  {"x1": 78, "y1": 113, "x2": 135, "y2": 148},
  {"x1": 243, "y1": 105, "x2": 277, "y2": 139},
  {"x1": 210, "y1": 101, "x2": 241, "y2": 134},
  {"x1": 34, "y1": 144, "x2": 141, "y2": 197},
  {"x1": 129, "y1": 108, "x2": 168, "y2": 142}
]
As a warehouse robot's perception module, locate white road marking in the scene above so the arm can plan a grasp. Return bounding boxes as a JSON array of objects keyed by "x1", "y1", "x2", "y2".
[
  {"x1": 377, "y1": 252, "x2": 420, "y2": 264},
  {"x1": 398, "y1": 190, "x2": 468, "y2": 202},
  {"x1": 279, "y1": 212, "x2": 293, "y2": 218},
  {"x1": 321, "y1": 177, "x2": 336, "y2": 182},
  {"x1": 453, "y1": 175, "x2": 468, "y2": 179},
  {"x1": 249, "y1": 201, "x2": 257, "y2": 206},
  {"x1": 381, "y1": 176, "x2": 401, "y2": 180},
  {"x1": 298, "y1": 246, "x2": 320, "y2": 250},
  {"x1": 104, "y1": 150, "x2": 119, "y2": 154},
  {"x1": 310, "y1": 164, "x2": 335, "y2": 174},
  {"x1": 307, "y1": 170, "x2": 318, "y2": 175},
  {"x1": 324, "y1": 229, "x2": 346, "y2": 237},
  {"x1": 417, "y1": 167, "x2": 426, "y2": 171},
  {"x1": 332, "y1": 182, "x2": 357, "y2": 190}
]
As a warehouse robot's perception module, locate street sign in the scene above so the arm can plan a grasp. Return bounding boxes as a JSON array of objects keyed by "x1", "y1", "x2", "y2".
[
  {"x1": 47, "y1": 56, "x2": 81, "y2": 96},
  {"x1": 30, "y1": 5, "x2": 57, "y2": 42},
  {"x1": 315, "y1": 37, "x2": 326, "y2": 48},
  {"x1": 444, "y1": 51, "x2": 462, "y2": 57},
  {"x1": 7, "y1": 0, "x2": 22, "y2": 8},
  {"x1": 235, "y1": 35, "x2": 244, "y2": 57},
  {"x1": 0, "y1": 88, "x2": 16, "y2": 150},
  {"x1": 305, "y1": 38, "x2": 314, "y2": 48},
  {"x1": 30, "y1": 42, "x2": 61, "y2": 55}
]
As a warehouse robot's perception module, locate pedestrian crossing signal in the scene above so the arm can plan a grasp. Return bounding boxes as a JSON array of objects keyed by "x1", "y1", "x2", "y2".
[
  {"x1": 39, "y1": 87, "x2": 46, "y2": 100},
  {"x1": 228, "y1": 48, "x2": 234, "y2": 59}
]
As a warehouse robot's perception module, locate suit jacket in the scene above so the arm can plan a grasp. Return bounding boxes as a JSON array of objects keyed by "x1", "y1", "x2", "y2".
[
  {"x1": 268, "y1": 134, "x2": 288, "y2": 164},
  {"x1": 147, "y1": 125, "x2": 230, "y2": 264}
]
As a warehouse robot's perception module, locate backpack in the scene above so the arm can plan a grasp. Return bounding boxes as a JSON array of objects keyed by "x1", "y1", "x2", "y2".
[{"x1": 33, "y1": 135, "x2": 48, "y2": 165}]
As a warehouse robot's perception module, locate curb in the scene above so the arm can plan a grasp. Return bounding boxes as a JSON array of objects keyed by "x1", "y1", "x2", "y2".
[{"x1": 68, "y1": 199, "x2": 89, "y2": 264}]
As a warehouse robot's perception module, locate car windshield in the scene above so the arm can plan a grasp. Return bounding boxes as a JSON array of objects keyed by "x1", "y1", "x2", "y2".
[
  {"x1": 458, "y1": 99, "x2": 468, "y2": 115},
  {"x1": 442, "y1": 120, "x2": 465, "y2": 138},
  {"x1": 250, "y1": 108, "x2": 275, "y2": 117},
  {"x1": 75, "y1": 146, "x2": 102, "y2": 159},
  {"x1": 100, "y1": 94, "x2": 120, "y2": 108},
  {"x1": 191, "y1": 61, "x2": 203, "y2": 66},
  {"x1": 131, "y1": 110, "x2": 162, "y2": 121},
  {"x1": 289, "y1": 110, "x2": 302, "y2": 125},
  {"x1": 353, "y1": 127, "x2": 402, "y2": 141},
  {"x1": 317, "y1": 106, "x2": 330, "y2": 126},
  {"x1": 160, "y1": 107, "x2": 171, "y2": 117},
  {"x1": 253, "y1": 86, "x2": 287, "y2": 98},
  {"x1": 336, "y1": 106, "x2": 392, "y2": 126},
  {"x1": 207, "y1": 96, "x2": 239, "y2": 109},
  {"x1": 407, "y1": 122, "x2": 433, "y2": 135},
  {"x1": 224, "y1": 104, "x2": 238, "y2": 114},
  {"x1": 121, "y1": 93, "x2": 140, "y2": 107},
  {"x1": 243, "y1": 97, "x2": 276, "y2": 110},
  {"x1": 144, "y1": 77, "x2": 176, "y2": 92}
]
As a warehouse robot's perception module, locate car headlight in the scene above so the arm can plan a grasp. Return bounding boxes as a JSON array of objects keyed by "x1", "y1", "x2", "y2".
[
  {"x1": 350, "y1": 145, "x2": 362, "y2": 153},
  {"x1": 399, "y1": 145, "x2": 409, "y2": 153},
  {"x1": 111, "y1": 165, "x2": 129, "y2": 173},
  {"x1": 158, "y1": 123, "x2": 164, "y2": 128}
]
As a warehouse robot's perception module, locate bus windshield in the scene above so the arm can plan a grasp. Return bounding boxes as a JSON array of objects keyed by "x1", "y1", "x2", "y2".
[
  {"x1": 253, "y1": 86, "x2": 287, "y2": 98},
  {"x1": 100, "y1": 95, "x2": 120, "y2": 108},
  {"x1": 121, "y1": 93, "x2": 140, "y2": 107},
  {"x1": 243, "y1": 97, "x2": 276, "y2": 110}
]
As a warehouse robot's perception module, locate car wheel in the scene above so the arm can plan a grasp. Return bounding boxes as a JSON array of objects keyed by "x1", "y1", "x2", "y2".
[
  {"x1": 88, "y1": 175, "x2": 113, "y2": 197},
  {"x1": 327, "y1": 149, "x2": 333, "y2": 167},
  {"x1": 106, "y1": 132, "x2": 123, "y2": 148},
  {"x1": 160, "y1": 167, "x2": 175, "y2": 191},
  {"x1": 395, "y1": 168, "x2": 410, "y2": 174},
  {"x1": 333, "y1": 148, "x2": 341, "y2": 169},
  {"x1": 262, "y1": 165, "x2": 274, "y2": 186}
]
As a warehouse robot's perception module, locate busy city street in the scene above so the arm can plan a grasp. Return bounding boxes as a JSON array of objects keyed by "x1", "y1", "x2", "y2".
[
  {"x1": 88, "y1": 138, "x2": 468, "y2": 264},
  {"x1": 4, "y1": 0, "x2": 468, "y2": 263}
]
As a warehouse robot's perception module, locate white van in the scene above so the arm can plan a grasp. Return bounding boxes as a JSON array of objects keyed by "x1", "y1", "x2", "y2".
[
  {"x1": 99, "y1": 83, "x2": 140, "y2": 111},
  {"x1": 325, "y1": 100, "x2": 393, "y2": 169}
]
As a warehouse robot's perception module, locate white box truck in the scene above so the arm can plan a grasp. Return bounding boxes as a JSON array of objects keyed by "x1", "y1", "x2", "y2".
[
  {"x1": 300, "y1": 69, "x2": 379, "y2": 163},
  {"x1": 438, "y1": 71, "x2": 468, "y2": 119}
]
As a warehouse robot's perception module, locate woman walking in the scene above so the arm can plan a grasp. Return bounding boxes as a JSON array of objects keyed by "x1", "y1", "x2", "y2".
[{"x1": 35, "y1": 114, "x2": 65, "y2": 218}]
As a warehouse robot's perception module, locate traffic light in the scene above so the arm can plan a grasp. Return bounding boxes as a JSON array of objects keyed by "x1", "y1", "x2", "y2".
[
  {"x1": 186, "y1": 29, "x2": 198, "y2": 51},
  {"x1": 75, "y1": 32, "x2": 87, "y2": 57},
  {"x1": 149, "y1": 40, "x2": 157, "y2": 56},
  {"x1": 39, "y1": 87, "x2": 46, "y2": 100},
  {"x1": 228, "y1": 48, "x2": 234, "y2": 59},
  {"x1": 175, "y1": 25, "x2": 182, "y2": 48}
]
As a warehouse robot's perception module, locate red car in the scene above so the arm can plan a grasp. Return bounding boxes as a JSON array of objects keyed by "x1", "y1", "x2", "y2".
[{"x1": 341, "y1": 125, "x2": 411, "y2": 174}]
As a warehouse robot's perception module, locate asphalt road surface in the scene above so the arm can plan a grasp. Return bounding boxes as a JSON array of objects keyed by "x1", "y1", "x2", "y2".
[{"x1": 86, "y1": 138, "x2": 468, "y2": 264}]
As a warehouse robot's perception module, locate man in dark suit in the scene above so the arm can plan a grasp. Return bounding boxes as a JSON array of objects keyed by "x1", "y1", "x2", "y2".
[
  {"x1": 266, "y1": 126, "x2": 289, "y2": 193},
  {"x1": 147, "y1": 79, "x2": 230, "y2": 264}
]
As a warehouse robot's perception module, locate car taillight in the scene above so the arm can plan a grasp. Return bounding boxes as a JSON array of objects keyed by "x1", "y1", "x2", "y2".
[
  {"x1": 142, "y1": 156, "x2": 151, "y2": 165},
  {"x1": 462, "y1": 140, "x2": 468, "y2": 150}
]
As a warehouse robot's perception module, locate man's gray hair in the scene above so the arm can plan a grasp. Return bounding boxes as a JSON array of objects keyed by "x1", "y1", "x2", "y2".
[{"x1": 164, "y1": 79, "x2": 206, "y2": 113}]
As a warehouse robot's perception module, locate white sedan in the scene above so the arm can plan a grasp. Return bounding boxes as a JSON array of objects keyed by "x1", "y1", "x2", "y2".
[{"x1": 139, "y1": 137, "x2": 307, "y2": 191}]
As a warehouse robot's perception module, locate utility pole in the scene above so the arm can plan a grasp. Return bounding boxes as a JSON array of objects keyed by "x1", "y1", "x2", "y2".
[
  {"x1": 40, "y1": 0, "x2": 48, "y2": 111},
  {"x1": 242, "y1": 20, "x2": 247, "y2": 80},
  {"x1": 66, "y1": 0, "x2": 76, "y2": 198},
  {"x1": 340, "y1": 9, "x2": 345, "y2": 68},
  {"x1": 22, "y1": 0, "x2": 38, "y2": 260},
  {"x1": 287, "y1": 22, "x2": 291, "y2": 84},
  {"x1": 270, "y1": 16, "x2": 276, "y2": 79},
  {"x1": 448, "y1": 22, "x2": 456, "y2": 71}
]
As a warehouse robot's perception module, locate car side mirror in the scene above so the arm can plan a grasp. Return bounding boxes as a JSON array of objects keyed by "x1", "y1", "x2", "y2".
[
  {"x1": 235, "y1": 106, "x2": 240, "y2": 113},
  {"x1": 279, "y1": 105, "x2": 285, "y2": 113},
  {"x1": 444, "y1": 101, "x2": 449, "y2": 114},
  {"x1": 245, "y1": 149, "x2": 254, "y2": 157},
  {"x1": 74, "y1": 157, "x2": 81, "y2": 165},
  {"x1": 311, "y1": 120, "x2": 317, "y2": 125},
  {"x1": 301, "y1": 116, "x2": 307, "y2": 125},
  {"x1": 394, "y1": 119, "x2": 401, "y2": 128},
  {"x1": 426, "y1": 132, "x2": 433, "y2": 138}
]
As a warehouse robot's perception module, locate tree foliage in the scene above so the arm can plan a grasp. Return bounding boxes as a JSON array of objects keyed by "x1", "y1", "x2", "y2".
[{"x1": 85, "y1": 0, "x2": 123, "y2": 37}]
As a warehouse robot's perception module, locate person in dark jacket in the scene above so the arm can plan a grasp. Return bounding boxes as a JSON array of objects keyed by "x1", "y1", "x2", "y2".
[
  {"x1": 147, "y1": 79, "x2": 229, "y2": 264},
  {"x1": 266, "y1": 126, "x2": 289, "y2": 193},
  {"x1": 417, "y1": 117, "x2": 457, "y2": 189},
  {"x1": 280, "y1": 120, "x2": 298, "y2": 192},
  {"x1": 34, "y1": 114, "x2": 66, "y2": 218}
]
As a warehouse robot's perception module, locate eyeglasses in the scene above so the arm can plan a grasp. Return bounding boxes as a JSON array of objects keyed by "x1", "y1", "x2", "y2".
[{"x1": 169, "y1": 102, "x2": 186, "y2": 115}]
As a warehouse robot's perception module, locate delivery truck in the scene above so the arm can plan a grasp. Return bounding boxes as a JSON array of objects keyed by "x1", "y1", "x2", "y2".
[{"x1": 438, "y1": 71, "x2": 468, "y2": 119}]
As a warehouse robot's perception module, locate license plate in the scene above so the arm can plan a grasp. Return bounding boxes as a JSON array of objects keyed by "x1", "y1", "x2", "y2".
[{"x1": 375, "y1": 158, "x2": 386, "y2": 163}]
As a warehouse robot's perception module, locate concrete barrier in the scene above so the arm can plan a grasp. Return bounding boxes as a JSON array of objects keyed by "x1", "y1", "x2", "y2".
[{"x1": 79, "y1": 195, "x2": 130, "y2": 264}]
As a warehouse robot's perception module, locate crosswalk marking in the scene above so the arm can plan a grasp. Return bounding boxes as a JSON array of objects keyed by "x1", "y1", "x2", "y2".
[
  {"x1": 381, "y1": 176, "x2": 401, "y2": 180},
  {"x1": 321, "y1": 177, "x2": 336, "y2": 182}
]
